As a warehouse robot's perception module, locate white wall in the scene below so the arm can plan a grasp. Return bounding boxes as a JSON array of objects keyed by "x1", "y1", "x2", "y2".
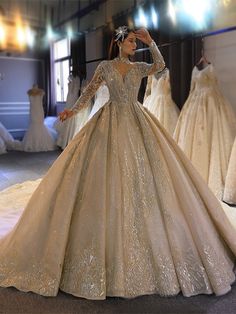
[{"x1": 204, "y1": 30, "x2": 236, "y2": 114}]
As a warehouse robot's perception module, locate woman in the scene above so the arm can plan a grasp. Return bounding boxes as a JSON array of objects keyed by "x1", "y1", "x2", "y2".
[{"x1": 0, "y1": 27, "x2": 236, "y2": 300}]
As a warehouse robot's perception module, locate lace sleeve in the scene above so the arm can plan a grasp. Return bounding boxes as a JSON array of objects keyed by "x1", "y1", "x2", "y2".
[
  {"x1": 71, "y1": 62, "x2": 105, "y2": 113},
  {"x1": 137, "y1": 41, "x2": 165, "y2": 78}
]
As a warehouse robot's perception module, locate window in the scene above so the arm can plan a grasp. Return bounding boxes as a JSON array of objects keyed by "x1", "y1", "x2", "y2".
[{"x1": 53, "y1": 38, "x2": 70, "y2": 102}]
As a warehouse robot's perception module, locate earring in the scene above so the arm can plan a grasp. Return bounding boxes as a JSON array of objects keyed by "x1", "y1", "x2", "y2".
[{"x1": 119, "y1": 45, "x2": 122, "y2": 58}]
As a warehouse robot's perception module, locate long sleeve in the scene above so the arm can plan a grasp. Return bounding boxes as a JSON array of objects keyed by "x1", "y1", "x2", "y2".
[
  {"x1": 138, "y1": 41, "x2": 165, "y2": 78},
  {"x1": 71, "y1": 62, "x2": 105, "y2": 113}
]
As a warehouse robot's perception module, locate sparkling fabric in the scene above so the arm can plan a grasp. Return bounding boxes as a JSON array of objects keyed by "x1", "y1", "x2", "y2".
[
  {"x1": 174, "y1": 65, "x2": 236, "y2": 199},
  {"x1": 143, "y1": 69, "x2": 180, "y2": 136},
  {"x1": 0, "y1": 45, "x2": 236, "y2": 300},
  {"x1": 223, "y1": 137, "x2": 236, "y2": 204},
  {"x1": 54, "y1": 76, "x2": 91, "y2": 149}
]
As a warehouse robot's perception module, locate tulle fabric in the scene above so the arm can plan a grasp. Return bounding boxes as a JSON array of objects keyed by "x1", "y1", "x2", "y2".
[
  {"x1": 174, "y1": 65, "x2": 236, "y2": 199},
  {"x1": 143, "y1": 69, "x2": 179, "y2": 136}
]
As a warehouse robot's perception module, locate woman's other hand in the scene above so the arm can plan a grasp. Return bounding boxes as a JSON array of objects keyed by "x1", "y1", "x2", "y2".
[{"x1": 59, "y1": 109, "x2": 74, "y2": 122}]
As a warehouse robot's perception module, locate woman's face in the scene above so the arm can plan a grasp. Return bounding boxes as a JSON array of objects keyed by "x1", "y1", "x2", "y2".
[{"x1": 120, "y1": 32, "x2": 137, "y2": 56}]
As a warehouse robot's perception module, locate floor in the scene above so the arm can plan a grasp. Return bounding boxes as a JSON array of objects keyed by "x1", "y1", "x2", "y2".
[
  {"x1": 0, "y1": 150, "x2": 61, "y2": 191},
  {"x1": 0, "y1": 151, "x2": 236, "y2": 314}
]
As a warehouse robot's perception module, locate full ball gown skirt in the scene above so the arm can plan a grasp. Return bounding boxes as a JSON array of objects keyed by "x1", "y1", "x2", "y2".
[
  {"x1": 223, "y1": 137, "x2": 236, "y2": 204},
  {"x1": 0, "y1": 179, "x2": 41, "y2": 237},
  {"x1": 174, "y1": 65, "x2": 236, "y2": 199},
  {"x1": 55, "y1": 76, "x2": 91, "y2": 149},
  {"x1": 143, "y1": 69, "x2": 179, "y2": 136},
  {"x1": 0, "y1": 49, "x2": 236, "y2": 300}
]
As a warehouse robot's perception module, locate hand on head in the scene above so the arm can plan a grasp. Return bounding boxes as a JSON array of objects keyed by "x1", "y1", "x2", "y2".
[{"x1": 134, "y1": 28, "x2": 153, "y2": 46}]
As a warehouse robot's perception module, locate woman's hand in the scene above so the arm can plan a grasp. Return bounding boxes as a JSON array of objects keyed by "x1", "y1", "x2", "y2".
[
  {"x1": 135, "y1": 28, "x2": 153, "y2": 46},
  {"x1": 59, "y1": 109, "x2": 74, "y2": 122}
]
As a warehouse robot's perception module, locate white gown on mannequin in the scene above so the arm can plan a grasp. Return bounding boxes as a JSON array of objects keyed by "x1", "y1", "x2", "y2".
[
  {"x1": 174, "y1": 65, "x2": 236, "y2": 199},
  {"x1": 223, "y1": 137, "x2": 236, "y2": 204},
  {"x1": 22, "y1": 88, "x2": 56, "y2": 152},
  {"x1": 56, "y1": 76, "x2": 91, "y2": 149},
  {"x1": 143, "y1": 69, "x2": 179, "y2": 136},
  {"x1": 88, "y1": 84, "x2": 110, "y2": 120},
  {"x1": 0, "y1": 43, "x2": 236, "y2": 300}
]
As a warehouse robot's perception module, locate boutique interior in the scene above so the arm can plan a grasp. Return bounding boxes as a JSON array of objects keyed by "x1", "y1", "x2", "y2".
[{"x1": 0, "y1": 1, "x2": 236, "y2": 313}]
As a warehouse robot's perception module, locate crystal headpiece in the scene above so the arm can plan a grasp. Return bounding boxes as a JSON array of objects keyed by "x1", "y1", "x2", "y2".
[{"x1": 114, "y1": 26, "x2": 129, "y2": 42}]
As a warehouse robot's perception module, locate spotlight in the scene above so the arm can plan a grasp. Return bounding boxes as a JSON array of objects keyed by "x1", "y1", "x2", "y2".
[
  {"x1": 17, "y1": 25, "x2": 26, "y2": 47},
  {"x1": 168, "y1": 0, "x2": 177, "y2": 25},
  {"x1": 0, "y1": 21, "x2": 6, "y2": 44},
  {"x1": 46, "y1": 25, "x2": 56, "y2": 41},
  {"x1": 221, "y1": 0, "x2": 231, "y2": 6},
  {"x1": 151, "y1": 6, "x2": 158, "y2": 28},
  {"x1": 178, "y1": 0, "x2": 213, "y2": 29},
  {"x1": 67, "y1": 26, "x2": 73, "y2": 39},
  {"x1": 25, "y1": 26, "x2": 35, "y2": 48},
  {"x1": 135, "y1": 7, "x2": 148, "y2": 28}
]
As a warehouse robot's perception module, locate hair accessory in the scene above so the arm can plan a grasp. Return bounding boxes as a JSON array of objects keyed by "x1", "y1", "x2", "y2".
[{"x1": 114, "y1": 26, "x2": 128, "y2": 42}]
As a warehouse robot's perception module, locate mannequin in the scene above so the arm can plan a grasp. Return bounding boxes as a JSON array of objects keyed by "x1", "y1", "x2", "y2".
[
  {"x1": 27, "y1": 84, "x2": 45, "y2": 97},
  {"x1": 21, "y1": 84, "x2": 56, "y2": 152}
]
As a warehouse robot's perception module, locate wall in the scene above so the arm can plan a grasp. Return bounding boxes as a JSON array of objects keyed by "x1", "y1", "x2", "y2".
[
  {"x1": 204, "y1": 29, "x2": 236, "y2": 114},
  {"x1": 0, "y1": 56, "x2": 45, "y2": 138}
]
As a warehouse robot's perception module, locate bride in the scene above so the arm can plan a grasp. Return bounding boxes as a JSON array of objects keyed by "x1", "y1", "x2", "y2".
[{"x1": 0, "y1": 27, "x2": 236, "y2": 300}]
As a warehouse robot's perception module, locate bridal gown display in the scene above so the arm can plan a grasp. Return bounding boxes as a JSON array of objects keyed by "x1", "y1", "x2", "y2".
[
  {"x1": 223, "y1": 137, "x2": 236, "y2": 204},
  {"x1": 1, "y1": 42, "x2": 236, "y2": 300},
  {"x1": 174, "y1": 65, "x2": 236, "y2": 199},
  {"x1": 88, "y1": 84, "x2": 110, "y2": 120},
  {"x1": 0, "y1": 123, "x2": 8, "y2": 154},
  {"x1": 22, "y1": 87, "x2": 56, "y2": 152},
  {"x1": 0, "y1": 137, "x2": 5, "y2": 154},
  {"x1": 143, "y1": 69, "x2": 180, "y2": 136},
  {"x1": 0, "y1": 122, "x2": 21, "y2": 153},
  {"x1": 56, "y1": 76, "x2": 91, "y2": 149}
]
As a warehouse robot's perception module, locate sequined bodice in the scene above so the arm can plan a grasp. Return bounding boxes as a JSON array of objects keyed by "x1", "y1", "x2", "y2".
[
  {"x1": 102, "y1": 62, "x2": 143, "y2": 104},
  {"x1": 154, "y1": 70, "x2": 171, "y2": 95}
]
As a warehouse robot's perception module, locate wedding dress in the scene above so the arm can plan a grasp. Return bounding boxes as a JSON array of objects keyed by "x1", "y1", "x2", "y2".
[
  {"x1": 0, "y1": 43, "x2": 236, "y2": 300},
  {"x1": 143, "y1": 69, "x2": 180, "y2": 136},
  {"x1": 174, "y1": 65, "x2": 236, "y2": 199},
  {"x1": 223, "y1": 137, "x2": 236, "y2": 204},
  {"x1": 0, "y1": 122, "x2": 21, "y2": 153},
  {"x1": 0, "y1": 179, "x2": 41, "y2": 237},
  {"x1": 88, "y1": 84, "x2": 110, "y2": 120},
  {"x1": 55, "y1": 76, "x2": 91, "y2": 149},
  {"x1": 22, "y1": 88, "x2": 56, "y2": 152},
  {"x1": 0, "y1": 137, "x2": 5, "y2": 154}
]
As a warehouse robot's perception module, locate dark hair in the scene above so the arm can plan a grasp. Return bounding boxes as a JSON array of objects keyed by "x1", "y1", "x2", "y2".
[{"x1": 108, "y1": 26, "x2": 135, "y2": 60}]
